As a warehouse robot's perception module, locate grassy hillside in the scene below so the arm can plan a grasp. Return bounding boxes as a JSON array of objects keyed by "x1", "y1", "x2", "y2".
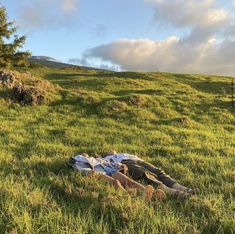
[
  {"x1": 0, "y1": 66, "x2": 234, "y2": 233},
  {"x1": 28, "y1": 56, "x2": 108, "y2": 71}
]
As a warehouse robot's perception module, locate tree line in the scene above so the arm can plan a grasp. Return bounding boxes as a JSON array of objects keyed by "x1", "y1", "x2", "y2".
[{"x1": 0, "y1": 5, "x2": 30, "y2": 68}]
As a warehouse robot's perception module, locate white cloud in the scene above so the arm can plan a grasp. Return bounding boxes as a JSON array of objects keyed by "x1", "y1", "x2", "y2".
[
  {"x1": 18, "y1": 0, "x2": 78, "y2": 30},
  {"x1": 61, "y1": 0, "x2": 77, "y2": 13},
  {"x1": 145, "y1": 0, "x2": 229, "y2": 29},
  {"x1": 83, "y1": 37, "x2": 235, "y2": 75},
  {"x1": 68, "y1": 57, "x2": 120, "y2": 71},
  {"x1": 82, "y1": 0, "x2": 235, "y2": 75}
]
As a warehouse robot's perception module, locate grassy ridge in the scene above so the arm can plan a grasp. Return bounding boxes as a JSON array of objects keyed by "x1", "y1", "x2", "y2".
[{"x1": 0, "y1": 67, "x2": 234, "y2": 233}]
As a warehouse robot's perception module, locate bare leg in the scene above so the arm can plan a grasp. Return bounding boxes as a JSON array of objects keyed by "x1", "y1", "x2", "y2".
[
  {"x1": 95, "y1": 172, "x2": 154, "y2": 200},
  {"x1": 95, "y1": 173, "x2": 126, "y2": 191},
  {"x1": 172, "y1": 183, "x2": 188, "y2": 191},
  {"x1": 159, "y1": 184, "x2": 191, "y2": 198},
  {"x1": 172, "y1": 183, "x2": 198, "y2": 194},
  {"x1": 158, "y1": 184, "x2": 179, "y2": 195},
  {"x1": 112, "y1": 172, "x2": 145, "y2": 192},
  {"x1": 112, "y1": 172, "x2": 154, "y2": 201}
]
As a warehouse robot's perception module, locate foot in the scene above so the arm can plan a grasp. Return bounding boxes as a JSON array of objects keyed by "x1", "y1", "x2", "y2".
[
  {"x1": 175, "y1": 190, "x2": 191, "y2": 199},
  {"x1": 158, "y1": 184, "x2": 179, "y2": 195},
  {"x1": 144, "y1": 185, "x2": 154, "y2": 202},
  {"x1": 172, "y1": 183, "x2": 199, "y2": 195},
  {"x1": 183, "y1": 188, "x2": 199, "y2": 195},
  {"x1": 112, "y1": 179, "x2": 126, "y2": 191},
  {"x1": 154, "y1": 189, "x2": 166, "y2": 201}
]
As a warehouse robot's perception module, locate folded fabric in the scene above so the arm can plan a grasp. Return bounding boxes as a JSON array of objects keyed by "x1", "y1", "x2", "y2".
[
  {"x1": 69, "y1": 155, "x2": 125, "y2": 176},
  {"x1": 104, "y1": 153, "x2": 143, "y2": 164}
]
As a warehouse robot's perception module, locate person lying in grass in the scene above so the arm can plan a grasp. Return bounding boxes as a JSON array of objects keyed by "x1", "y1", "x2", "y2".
[
  {"x1": 69, "y1": 153, "x2": 166, "y2": 201},
  {"x1": 104, "y1": 151, "x2": 198, "y2": 198}
]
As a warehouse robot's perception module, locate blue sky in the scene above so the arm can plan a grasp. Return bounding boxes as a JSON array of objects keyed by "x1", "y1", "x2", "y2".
[
  {"x1": 1, "y1": 0, "x2": 235, "y2": 75},
  {"x1": 2, "y1": 0, "x2": 156, "y2": 60}
]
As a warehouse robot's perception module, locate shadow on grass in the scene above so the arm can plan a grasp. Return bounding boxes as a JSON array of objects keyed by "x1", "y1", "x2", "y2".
[
  {"x1": 112, "y1": 89, "x2": 164, "y2": 96},
  {"x1": 194, "y1": 98, "x2": 235, "y2": 115},
  {"x1": 48, "y1": 90, "x2": 131, "y2": 119},
  {"x1": 0, "y1": 88, "x2": 11, "y2": 100},
  {"x1": 190, "y1": 81, "x2": 232, "y2": 95},
  {"x1": 172, "y1": 74, "x2": 233, "y2": 95},
  {"x1": 0, "y1": 159, "x2": 134, "y2": 232},
  {"x1": 43, "y1": 72, "x2": 153, "y2": 90},
  {"x1": 44, "y1": 73, "x2": 109, "y2": 91}
]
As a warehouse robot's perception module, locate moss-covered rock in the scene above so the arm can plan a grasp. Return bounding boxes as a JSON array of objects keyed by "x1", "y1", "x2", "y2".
[
  {"x1": 12, "y1": 83, "x2": 45, "y2": 105},
  {"x1": 0, "y1": 70, "x2": 15, "y2": 88}
]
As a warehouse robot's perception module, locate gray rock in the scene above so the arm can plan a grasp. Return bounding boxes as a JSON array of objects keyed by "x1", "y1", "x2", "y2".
[
  {"x1": 12, "y1": 83, "x2": 45, "y2": 105},
  {"x1": 0, "y1": 70, "x2": 15, "y2": 88}
]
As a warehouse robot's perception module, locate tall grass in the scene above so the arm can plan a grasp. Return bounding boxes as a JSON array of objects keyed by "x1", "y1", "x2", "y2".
[{"x1": 0, "y1": 67, "x2": 234, "y2": 233}]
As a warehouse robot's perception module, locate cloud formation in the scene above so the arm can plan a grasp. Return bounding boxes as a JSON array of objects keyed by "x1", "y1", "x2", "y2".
[
  {"x1": 18, "y1": 0, "x2": 78, "y2": 30},
  {"x1": 84, "y1": 37, "x2": 235, "y2": 75},
  {"x1": 83, "y1": 0, "x2": 235, "y2": 75},
  {"x1": 68, "y1": 57, "x2": 120, "y2": 71},
  {"x1": 146, "y1": 0, "x2": 229, "y2": 29},
  {"x1": 61, "y1": 0, "x2": 77, "y2": 12}
]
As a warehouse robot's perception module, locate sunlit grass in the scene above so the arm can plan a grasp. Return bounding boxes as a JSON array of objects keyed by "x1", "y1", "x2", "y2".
[{"x1": 0, "y1": 67, "x2": 234, "y2": 233}]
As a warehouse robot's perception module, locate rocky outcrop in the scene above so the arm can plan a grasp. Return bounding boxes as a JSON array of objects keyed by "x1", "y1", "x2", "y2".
[
  {"x1": 0, "y1": 70, "x2": 15, "y2": 88},
  {"x1": 12, "y1": 83, "x2": 45, "y2": 105}
]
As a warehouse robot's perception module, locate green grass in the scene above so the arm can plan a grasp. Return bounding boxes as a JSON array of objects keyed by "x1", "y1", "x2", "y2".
[{"x1": 0, "y1": 66, "x2": 234, "y2": 233}]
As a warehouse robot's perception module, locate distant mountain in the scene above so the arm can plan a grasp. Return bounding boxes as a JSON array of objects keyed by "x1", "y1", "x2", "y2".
[
  {"x1": 28, "y1": 56, "x2": 109, "y2": 71},
  {"x1": 29, "y1": 56, "x2": 79, "y2": 69},
  {"x1": 30, "y1": 56, "x2": 60, "y2": 62}
]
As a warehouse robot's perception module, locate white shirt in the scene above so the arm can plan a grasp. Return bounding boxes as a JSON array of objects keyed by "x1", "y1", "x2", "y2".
[
  {"x1": 104, "y1": 153, "x2": 143, "y2": 164},
  {"x1": 71, "y1": 155, "x2": 124, "y2": 175}
]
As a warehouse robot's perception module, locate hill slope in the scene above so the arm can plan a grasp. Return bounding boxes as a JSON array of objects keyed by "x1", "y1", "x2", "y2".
[
  {"x1": 0, "y1": 66, "x2": 234, "y2": 233},
  {"x1": 29, "y1": 56, "x2": 108, "y2": 71}
]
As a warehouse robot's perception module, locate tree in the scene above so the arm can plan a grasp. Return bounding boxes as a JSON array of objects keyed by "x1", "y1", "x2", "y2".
[{"x1": 0, "y1": 5, "x2": 30, "y2": 68}]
